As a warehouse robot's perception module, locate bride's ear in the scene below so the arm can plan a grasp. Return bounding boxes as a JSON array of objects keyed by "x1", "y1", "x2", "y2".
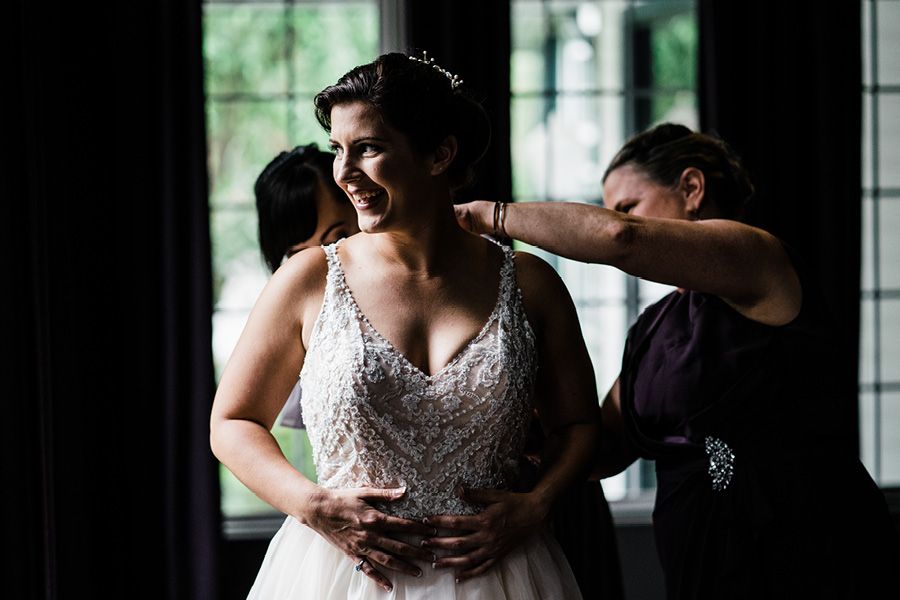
[{"x1": 431, "y1": 135, "x2": 458, "y2": 175}]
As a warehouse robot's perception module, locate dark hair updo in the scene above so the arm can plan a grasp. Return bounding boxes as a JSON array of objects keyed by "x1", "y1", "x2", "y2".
[
  {"x1": 314, "y1": 51, "x2": 491, "y2": 193},
  {"x1": 603, "y1": 123, "x2": 755, "y2": 221},
  {"x1": 254, "y1": 143, "x2": 340, "y2": 273}
]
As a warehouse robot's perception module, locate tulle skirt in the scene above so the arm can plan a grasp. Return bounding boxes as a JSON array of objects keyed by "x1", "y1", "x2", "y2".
[{"x1": 248, "y1": 516, "x2": 583, "y2": 599}]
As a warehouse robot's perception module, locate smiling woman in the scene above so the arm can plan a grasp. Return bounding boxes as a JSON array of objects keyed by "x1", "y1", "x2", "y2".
[
  {"x1": 327, "y1": 101, "x2": 443, "y2": 235},
  {"x1": 209, "y1": 51, "x2": 603, "y2": 599}
]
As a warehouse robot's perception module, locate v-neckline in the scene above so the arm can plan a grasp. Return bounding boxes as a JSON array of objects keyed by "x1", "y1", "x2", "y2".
[{"x1": 330, "y1": 242, "x2": 508, "y2": 380}]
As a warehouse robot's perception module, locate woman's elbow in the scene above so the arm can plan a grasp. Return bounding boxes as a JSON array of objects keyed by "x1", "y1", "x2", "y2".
[{"x1": 602, "y1": 216, "x2": 639, "y2": 265}]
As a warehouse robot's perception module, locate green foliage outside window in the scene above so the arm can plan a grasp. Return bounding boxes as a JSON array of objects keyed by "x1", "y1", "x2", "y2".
[{"x1": 649, "y1": 12, "x2": 697, "y2": 125}]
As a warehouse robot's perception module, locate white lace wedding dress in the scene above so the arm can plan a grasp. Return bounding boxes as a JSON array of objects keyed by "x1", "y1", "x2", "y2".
[{"x1": 248, "y1": 241, "x2": 582, "y2": 599}]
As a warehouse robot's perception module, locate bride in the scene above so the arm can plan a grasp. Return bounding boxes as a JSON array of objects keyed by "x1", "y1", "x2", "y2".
[{"x1": 210, "y1": 51, "x2": 601, "y2": 599}]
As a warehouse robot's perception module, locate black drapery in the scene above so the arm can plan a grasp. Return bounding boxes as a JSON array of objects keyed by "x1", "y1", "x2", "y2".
[
  {"x1": 698, "y1": 1, "x2": 863, "y2": 441},
  {"x1": 5, "y1": 1, "x2": 219, "y2": 598}
]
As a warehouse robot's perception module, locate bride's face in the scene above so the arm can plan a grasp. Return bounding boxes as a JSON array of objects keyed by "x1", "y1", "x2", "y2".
[{"x1": 329, "y1": 101, "x2": 434, "y2": 234}]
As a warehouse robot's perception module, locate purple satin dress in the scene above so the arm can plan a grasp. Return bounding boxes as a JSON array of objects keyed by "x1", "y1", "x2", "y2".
[{"x1": 619, "y1": 245, "x2": 900, "y2": 599}]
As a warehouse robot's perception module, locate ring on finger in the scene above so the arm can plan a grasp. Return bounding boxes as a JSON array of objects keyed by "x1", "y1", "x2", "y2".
[{"x1": 355, "y1": 557, "x2": 366, "y2": 572}]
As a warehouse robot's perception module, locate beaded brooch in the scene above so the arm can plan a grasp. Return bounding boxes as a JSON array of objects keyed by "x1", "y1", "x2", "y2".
[{"x1": 705, "y1": 436, "x2": 735, "y2": 492}]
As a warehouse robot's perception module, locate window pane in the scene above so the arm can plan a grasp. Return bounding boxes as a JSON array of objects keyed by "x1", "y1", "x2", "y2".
[
  {"x1": 207, "y1": 100, "x2": 291, "y2": 209},
  {"x1": 554, "y1": 94, "x2": 626, "y2": 200},
  {"x1": 646, "y1": 6, "x2": 697, "y2": 90},
  {"x1": 862, "y1": 196, "x2": 875, "y2": 291},
  {"x1": 203, "y1": 5, "x2": 290, "y2": 96},
  {"x1": 863, "y1": 91, "x2": 875, "y2": 190},
  {"x1": 880, "y1": 298, "x2": 900, "y2": 383},
  {"x1": 559, "y1": 2, "x2": 628, "y2": 94},
  {"x1": 877, "y1": 0, "x2": 900, "y2": 86},
  {"x1": 511, "y1": 96, "x2": 552, "y2": 200},
  {"x1": 290, "y1": 4, "x2": 380, "y2": 94},
  {"x1": 510, "y1": 95, "x2": 629, "y2": 202},
  {"x1": 881, "y1": 392, "x2": 900, "y2": 486},
  {"x1": 289, "y1": 99, "x2": 333, "y2": 147},
  {"x1": 879, "y1": 198, "x2": 900, "y2": 289},
  {"x1": 860, "y1": 297, "x2": 877, "y2": 387},
  {"x1": 578, "y1": 301, "x2": 630, "y2": 392},
  {"x1": 861, "y1": 391, "x2": 900, "y2": 486},
  {"x1": 638, "y1": 279, "x2": 675, "y2": 312},
  {"x1": 649, "y1": 91, "x2": 698, "y2": 129},
  {"x1": 878, "y1": 93, "x2": 900, "y2": 188},
  {"x1": 511, "y1": 1, "x2": 549, "y2": 94},
  {"x1": 211, "y1": 207, "x2": 267, "y2": 309}
]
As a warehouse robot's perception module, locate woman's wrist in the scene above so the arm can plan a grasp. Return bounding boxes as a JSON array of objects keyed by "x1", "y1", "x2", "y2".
[
  {"x1": 522, "y1": 487, "x2": 554, "y2": 525},
  {"x1": 292, "y1": 480, "x2": 328, "y2": 526}
]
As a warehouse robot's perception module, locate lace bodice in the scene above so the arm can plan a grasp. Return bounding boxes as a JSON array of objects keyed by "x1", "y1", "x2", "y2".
[{"x1": 299, "y1": 241, "x2": 537, "y2": 520}]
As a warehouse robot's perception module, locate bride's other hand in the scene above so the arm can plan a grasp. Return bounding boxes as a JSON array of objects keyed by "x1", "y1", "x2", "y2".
[
  {"x1": 421, "y1": 486, "x2": 549, "y2": 582},
  {"x1": 303, "y1": 486, "x2": 438, "y2": 591}
]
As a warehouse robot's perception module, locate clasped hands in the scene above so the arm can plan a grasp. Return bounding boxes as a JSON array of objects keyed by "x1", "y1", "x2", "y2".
[{"x1": 303, "y1": 484, "x2": 549, "y2": 592}]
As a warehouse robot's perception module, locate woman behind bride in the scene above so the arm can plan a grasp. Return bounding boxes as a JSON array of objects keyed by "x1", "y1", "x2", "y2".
[{"x1": 210, "y1": 51, "x2": 601, "y2": 599}]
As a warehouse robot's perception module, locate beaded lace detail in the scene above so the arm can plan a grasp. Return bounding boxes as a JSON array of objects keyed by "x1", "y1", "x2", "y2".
[{"x1": 300, "y1": 241, "x2": 537, "y2": 520}]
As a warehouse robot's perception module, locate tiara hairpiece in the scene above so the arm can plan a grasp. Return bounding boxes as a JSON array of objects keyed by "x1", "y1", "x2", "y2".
[{"x1": 409, "y1": 51, "x2": 464, "y2": 90}]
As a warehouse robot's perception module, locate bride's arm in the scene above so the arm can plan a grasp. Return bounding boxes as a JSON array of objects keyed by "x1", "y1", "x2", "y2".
[
  {"x1": 210, "y1": 251, "x2": 320, "y2": 518},
  {"x1": 209, "y1": 250, "x2": 436, "y2": 591}
]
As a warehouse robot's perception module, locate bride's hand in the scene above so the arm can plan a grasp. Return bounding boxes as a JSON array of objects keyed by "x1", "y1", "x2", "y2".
[
  {"x1": 421, "y1": 486, "x2": 550, "y2": 582},
  {"x1": 302, "y1": 486, "x2": 438, "y2": 591}
]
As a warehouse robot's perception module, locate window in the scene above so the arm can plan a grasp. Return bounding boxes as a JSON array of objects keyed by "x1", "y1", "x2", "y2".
[
  {"x1": 203, "y1": 0, "x2": 381, "y2": 524},
  {"x1": 861, "y1": 0, "x2": 900, "y2": 487},
  {"x1": 510, "y1": 0, "x2": 698, "y2": 504}
]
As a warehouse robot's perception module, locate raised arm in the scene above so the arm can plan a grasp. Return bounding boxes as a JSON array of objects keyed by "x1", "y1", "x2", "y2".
[{"x1": 457, "y1": 199, "x2": 801, "y2": 327}]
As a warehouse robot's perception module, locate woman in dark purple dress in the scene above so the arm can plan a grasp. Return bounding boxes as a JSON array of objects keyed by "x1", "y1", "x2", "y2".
[{"x1": 456, "y1": 123, "x2": 900, "y2": 599}]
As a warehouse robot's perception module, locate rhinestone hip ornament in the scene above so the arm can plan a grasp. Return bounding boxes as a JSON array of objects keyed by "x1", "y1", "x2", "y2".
[{"x1": 704, "y1": 436, "x2": 735, "y2": 492}]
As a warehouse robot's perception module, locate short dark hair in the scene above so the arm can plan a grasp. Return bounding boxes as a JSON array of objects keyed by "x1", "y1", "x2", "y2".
[
  {"x1": 603, "y1": 123, "x2": 755, "y2": 221},
  {"x1": 314, "y1": 51, "x2": 491, "y2": 193},
  {"x1": 254, "y1": 143, "x2": 340, "y2": 273}
]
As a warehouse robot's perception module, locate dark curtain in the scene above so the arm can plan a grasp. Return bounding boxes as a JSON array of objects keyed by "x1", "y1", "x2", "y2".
[
  {"x1": 5, "y1": 1, "x2": 219, "y2": 598},
  {"x1": 698, "y1": 1, "x2": 862, "y2": 441},
  {"x1": 405, "y1": 0, "x2": 512, "y2": 205}
]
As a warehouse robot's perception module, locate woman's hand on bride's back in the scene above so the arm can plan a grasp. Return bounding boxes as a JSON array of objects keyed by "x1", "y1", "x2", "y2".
[
  {"x1": 302, "y1": 486, "x2": 439, "y2": 592},
  {"x1": 420, "y1": 487, "x2": 550, "y2": 582}
]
